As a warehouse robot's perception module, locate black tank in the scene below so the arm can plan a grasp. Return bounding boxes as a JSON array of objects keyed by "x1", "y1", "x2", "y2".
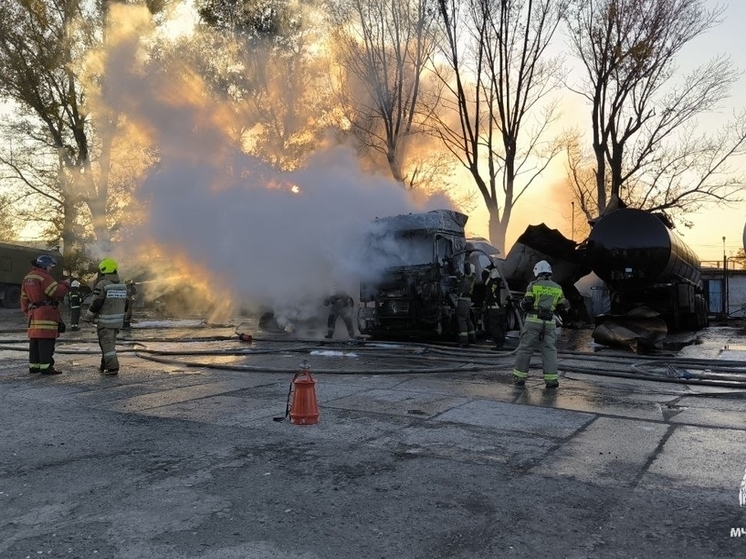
[{"x1": 586, "y1": 208, "x2": 701, "y2": 290}]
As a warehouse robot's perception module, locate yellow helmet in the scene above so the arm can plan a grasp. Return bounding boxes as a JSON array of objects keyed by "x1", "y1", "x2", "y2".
[{"x1": 98, "y1": 258, "x2": 118, "y2": 274}]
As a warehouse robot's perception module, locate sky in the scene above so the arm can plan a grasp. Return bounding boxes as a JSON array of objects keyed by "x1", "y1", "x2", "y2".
[
  {"x1": 464, "y1": 0, "x2": 746, "y2": 262},
  {"x1": 8, "y1": 1, "x2": 746, "y2": 269}
]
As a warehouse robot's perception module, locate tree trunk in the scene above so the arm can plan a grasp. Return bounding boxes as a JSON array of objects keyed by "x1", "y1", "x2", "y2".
[
  {"x1": 488, "y1": 206, "x2": 507, "y2": 255},
  {"x1": 387, "y1": 148, "x2": 405, "y2": 184},
  {"x1": 609, "y1": 141, "x2": 624, "y2": 200},
  {"x1": 593, "y1": 141, "x2": 606, "y2": 214}
]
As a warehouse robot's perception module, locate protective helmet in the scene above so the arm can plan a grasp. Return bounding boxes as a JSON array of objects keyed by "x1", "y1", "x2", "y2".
[
  {"x1": 489, "y1": 268, "x2": 501, "y2": 280},
  {"x1": 98, "y1": 258, "x2": 118, "y2": 274},
  {"x1": 71, "y1": 280, "x2": 80, "y2": 288},
  {"x1": 533, "y1": 260, "x2": 552, "y2": 277},
  {"x1": 35, "y1": 254, "x2": 57, "y2": 269}
]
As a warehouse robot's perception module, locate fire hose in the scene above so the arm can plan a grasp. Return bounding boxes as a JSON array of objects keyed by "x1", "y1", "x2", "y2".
[{"x1": 3, "y1": 334, "x2": 746, "y2": 387}]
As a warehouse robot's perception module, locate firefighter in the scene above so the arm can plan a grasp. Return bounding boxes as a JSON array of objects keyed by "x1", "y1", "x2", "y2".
[
  {"x1": 123, "y1": 279, "x2": 137, "y2": 328},
  {"x1": 482, "y1": 267, "x2": 506, "y2": 350},
  {"x1": 82, "y1": 258, "x2": 128, "y2": 375},
  {"x1": 324, "y1": 287, "x2": 356, "y2": 340},
  {"x1": 68, "y1": 280, "x2": 82, "y2": 331},
  {"x1": 456, "y1": 261, "x2": 477, "y2": 347},
  {"x1": 512, "y1": 260, "x2": 568, "y2": 389},
  {"x1": 20, "y1": 254, "x2": 71, "y2": 375}
]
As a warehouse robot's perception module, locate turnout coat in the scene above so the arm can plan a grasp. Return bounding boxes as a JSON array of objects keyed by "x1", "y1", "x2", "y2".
[{"x1": 20, "y1": 266, "x2": 70, "y2": 339}]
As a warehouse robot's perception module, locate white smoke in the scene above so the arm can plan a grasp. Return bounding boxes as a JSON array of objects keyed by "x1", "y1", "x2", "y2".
[{"x1": 97, "y1": 5, "x2": 453, "y2": 324}]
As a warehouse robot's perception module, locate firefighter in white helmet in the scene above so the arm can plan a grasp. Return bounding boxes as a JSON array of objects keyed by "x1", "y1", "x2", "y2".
[
  {"x1": 482, "y1": 266, "x2": 506, "y2": 350},
  {"x1": 456, "y1": 261, "x2": 477, "y2": 347},
  {"x1": 68, "y1": 280, "x2": 82, "y2": 331},
  {"x1": 512, "y1": 260, "x2": 568, "y2": 389}
]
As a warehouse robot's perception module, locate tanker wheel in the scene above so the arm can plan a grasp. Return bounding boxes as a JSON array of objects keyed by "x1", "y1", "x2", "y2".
[{"x1": 2, "y1": 285, "x2": 21, "y2": 308}]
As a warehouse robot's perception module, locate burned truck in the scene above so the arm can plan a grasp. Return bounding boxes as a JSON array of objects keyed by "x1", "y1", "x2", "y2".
[
  {"x1": 0, "y1": 242, "x2": 64, "y2": 308},
  {"x1": 356, "y1": 209, "x2": 512, "y2": 340}
]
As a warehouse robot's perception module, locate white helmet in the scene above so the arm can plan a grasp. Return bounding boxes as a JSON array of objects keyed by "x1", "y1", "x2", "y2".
[
  {"x1": 533, "y1": 260, "x2": 552, "y2": 277},
  {"x1": 71, "y1": 280, "x2": 80, "y2": 288}
]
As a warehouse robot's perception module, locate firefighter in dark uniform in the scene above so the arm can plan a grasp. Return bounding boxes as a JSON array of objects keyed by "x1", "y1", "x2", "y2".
[
  {"x1": 83, "y1": 258, "x2": 128, "y2": 375},
  {"x1": 20, "y1": 255, "x2": 71, "y2": 375},
  {"x1": 456, "y1": 262, "x2": 476, "y2": 347},
  {"x1": 512, "y1": 260, "x2": 568, "y2": 389},
  {"x1": 68, "y1": 280, "x2": 82, "y2": 331},
  {"x1": 482, "y1": 267, "x2": 506, "y2": 350},
  {"x1": 123, "y1": 279, "x2": 137, "y2": 328},
  {"x1": 324, "y1": 288, "x2": 356, "y2": 339}
]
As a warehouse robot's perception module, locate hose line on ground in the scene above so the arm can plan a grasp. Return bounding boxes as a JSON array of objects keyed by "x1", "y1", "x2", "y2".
[{"x1": 4, "y1": 334, "x2": 746, "y2": 386}]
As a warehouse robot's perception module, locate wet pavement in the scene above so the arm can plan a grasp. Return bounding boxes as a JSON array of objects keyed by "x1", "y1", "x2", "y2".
[{"x1": 1, "y1": 307, "x2": 746, "y2": 558}]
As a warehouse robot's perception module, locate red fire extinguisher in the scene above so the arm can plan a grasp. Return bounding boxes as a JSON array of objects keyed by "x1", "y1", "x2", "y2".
[{"x1": 273, "y1": 360, "x2": 319, "y2": 425}]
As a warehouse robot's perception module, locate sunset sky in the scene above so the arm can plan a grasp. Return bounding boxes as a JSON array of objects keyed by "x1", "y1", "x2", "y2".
[
  {"x1": 8, "y1": 1, "x2": 746, "y2": 264},
  {"x1": 465, "y1": 0, "x2": 746, "y2": 262}
]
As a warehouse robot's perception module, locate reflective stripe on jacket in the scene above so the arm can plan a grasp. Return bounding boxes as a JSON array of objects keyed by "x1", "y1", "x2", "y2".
[
  {"x1": 20, "y1": 268, "x2": 69, "y2": 339},
  {"x1": 523, "y1": 278, "x2": 567, "y2": 322},
  {"x1": 88, "y1": 275, "x2": 128, "y2": 328},
  {"x1": 458, "y1": 273, "x2": 475, "y2": 299},
  {"x1": 484, "y1": 278, "x2": 502, "y2": 308},
  {"x1": 69, "y1": 291, "x2": 82, "y2": 309}
]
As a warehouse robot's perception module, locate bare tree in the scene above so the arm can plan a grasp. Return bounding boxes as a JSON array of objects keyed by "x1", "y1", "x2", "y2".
[
  {"x1": 565, "y1": 0, "x2": 746, "y2": 218},
  {"x1": 327, "y1": 0, "x2": 439, "y2": 186},
  {"x1": 0, "y1": 0, "x2": 151, "y2": 255},
  {"x1": 194, "y1": 0, "x2": 332, "y2": 170},
  {"x1": 430, "y1": 0, "x2": 566, "y2": 252},
  {"x1": 0, "y1": 192, "x2": 22, "y2": 240}
]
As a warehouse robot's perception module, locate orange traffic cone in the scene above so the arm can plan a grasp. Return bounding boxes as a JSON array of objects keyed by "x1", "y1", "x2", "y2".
[{"x1": 289, "y1": 360, "x2": 319, "y2": 425}]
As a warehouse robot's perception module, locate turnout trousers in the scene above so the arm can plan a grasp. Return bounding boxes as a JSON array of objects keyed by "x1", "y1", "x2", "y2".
[
  {"x1": 456, "y1": 298, "x2": 476, "y2": 344},
  {"x1": 29, "y1": 338, "x2": 56, "y2": 373},
  {"x1": 512, "y1": 319, "x2": 559, "y2": 384},
  {"x1": 327, "y1": 311, "x2": 355, "y2": 339},
  {"x1": 485, "y1": 307, "x2": 506, "y2": 348},
  {"x1": 97, "y1": 327, "x2": 120, "y2": 372}
]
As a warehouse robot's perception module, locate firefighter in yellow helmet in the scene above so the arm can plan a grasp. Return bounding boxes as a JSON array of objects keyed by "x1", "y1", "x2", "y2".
[
  {"x1": 82, "y1": 258, "x2": 128, "y2": 375},
  {"x1": 512, "y1": 260, "x2": 569, "y2": 389}
]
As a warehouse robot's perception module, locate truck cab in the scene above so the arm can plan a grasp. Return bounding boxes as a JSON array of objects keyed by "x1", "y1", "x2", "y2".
[{"x1": 357, "y1": 210, "x2": 516, "y2": 340}]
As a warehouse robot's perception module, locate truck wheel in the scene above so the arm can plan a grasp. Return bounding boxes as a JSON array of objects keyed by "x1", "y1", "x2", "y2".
[
  {"x1": 506, "y1": 307, "x2": 522, "y2": 331},
  {"x1": 2, "y1": 285, "x2": 21, "y2": 308}
]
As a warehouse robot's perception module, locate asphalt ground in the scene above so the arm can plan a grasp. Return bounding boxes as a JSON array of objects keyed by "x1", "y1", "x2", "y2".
[{"x1": 1, "y1": 307, "x2": 746, "y2": 559}]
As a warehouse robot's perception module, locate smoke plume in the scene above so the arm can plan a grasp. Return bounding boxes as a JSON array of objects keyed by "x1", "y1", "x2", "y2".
[{"x1": 96, "y1": 5, "x2": 451, "y2": 326}]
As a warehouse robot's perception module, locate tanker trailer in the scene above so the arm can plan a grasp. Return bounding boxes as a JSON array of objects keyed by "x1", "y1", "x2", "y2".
[{"x1": 585, "y1": 208, "x2": 708, "y2": 333}]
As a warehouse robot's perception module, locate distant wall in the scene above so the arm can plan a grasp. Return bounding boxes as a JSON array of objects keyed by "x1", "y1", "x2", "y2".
[{"x1": 728, "y1": 273, "x2": 746, "y2": 318}]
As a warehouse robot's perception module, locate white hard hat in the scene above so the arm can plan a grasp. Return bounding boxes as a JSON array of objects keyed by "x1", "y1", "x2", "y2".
[
  {"x1": 533, "y1": 260, "x2": 552, "y2": 277},
  {"x1": 71, "y1": 280, "x2": 80, "y2": 288}
]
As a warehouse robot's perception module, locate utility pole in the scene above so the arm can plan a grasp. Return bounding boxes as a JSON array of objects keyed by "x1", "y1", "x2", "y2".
[
  {"x1": 723, "y1": 236, "x2": 728, "y2": 317},
  {"x1": 571, "y1": 201, "x2": 575, "y2": 241}
]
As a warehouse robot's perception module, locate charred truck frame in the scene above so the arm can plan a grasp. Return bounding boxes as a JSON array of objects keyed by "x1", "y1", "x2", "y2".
[{"x1": 357, "y1": 209, "x2": 515, "y2": 340}]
